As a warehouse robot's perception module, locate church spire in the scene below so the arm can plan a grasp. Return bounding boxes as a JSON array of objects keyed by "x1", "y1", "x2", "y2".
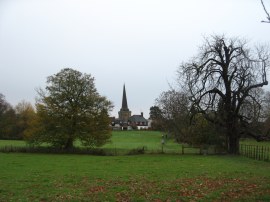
[
  {"x1": 121, "y1": 84, "x2": 128, "y2": 110},
  {"x1": 118, "y1": 84, "x2": 131, "y2": 123}
]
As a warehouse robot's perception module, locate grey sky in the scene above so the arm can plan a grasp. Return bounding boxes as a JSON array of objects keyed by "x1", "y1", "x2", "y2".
[{"x1": 0, "y1": 0, "x2": 269, "y2": 118}]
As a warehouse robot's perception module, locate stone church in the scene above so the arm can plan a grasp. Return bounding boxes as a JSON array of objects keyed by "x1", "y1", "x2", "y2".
[{"x1": 111, "y1": 84, "x2": 148, "y2": 130}]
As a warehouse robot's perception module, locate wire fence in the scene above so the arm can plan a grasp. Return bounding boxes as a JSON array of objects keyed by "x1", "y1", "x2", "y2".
[{"x1": 240, "y1": 144, "x2": 270, "y2": 161}]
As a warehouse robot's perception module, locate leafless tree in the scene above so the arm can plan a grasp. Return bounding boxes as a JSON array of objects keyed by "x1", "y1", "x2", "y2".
[
  {"x1": 261, "y1": 0, "x2": 270, "y2": 23},
  {"x1": 179, "y1": 34, "x2": 270, "y2": 154}
]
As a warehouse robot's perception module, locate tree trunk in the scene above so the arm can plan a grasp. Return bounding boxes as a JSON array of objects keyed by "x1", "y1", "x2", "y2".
[
  {"x1": 64, "y1": 138, "x2": 74, "y2": 150},
  {"x1": 225, "y1": 111, "x2": 240, "y2": 154},
  {"x1": 227, "y1": 135, "x2": 240, "y2": 154}
]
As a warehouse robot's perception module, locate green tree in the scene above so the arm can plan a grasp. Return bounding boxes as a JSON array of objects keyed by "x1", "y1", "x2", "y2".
[
  {"x1": 156, "y1": 90, "x2": 191, "y2": 142},
  {"x1": 27, "y1": 68, "x2": 113, "y2": 149},
  {"x1": 149, "y1": 106, "x2": 164, "y2": 131},
  {"x1": 156, "y1": 90, "x2": 225, "y2": 147},
  {"x1": 179, "y1": 35, "x2": 270, "y2": 154},
  {"x1": 0, "y1": 93, "x2": 17, "y2": 139},
  {"x1": 189, "y1": 114, "x2": 225, "y2": 147}
]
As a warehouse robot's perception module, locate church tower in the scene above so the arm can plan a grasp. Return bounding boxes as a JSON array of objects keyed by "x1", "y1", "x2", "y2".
[{"x1": 118, "y1": 84, "x2": 131, "y2": 123}]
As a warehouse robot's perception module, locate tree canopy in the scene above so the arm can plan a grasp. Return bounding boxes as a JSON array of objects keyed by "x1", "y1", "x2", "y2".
[
  {"x1": 26, "y1": 68, "x2": 113, "y2": 149},
  {"x1": 179, "y1": 35, "x2": 270, "y2": 154},
  {"x1": 15, "y1": 100, "x2": 36, "y2": 140},
  {"x1": 155, "y1": 90, "x2": 190, "y2": 141},
  {"x1": 0, "y1": 93, "x2": 16, "y2": 139},
  {"x1": 149, "y1": 106, "x2": 164, "y2": 131}
]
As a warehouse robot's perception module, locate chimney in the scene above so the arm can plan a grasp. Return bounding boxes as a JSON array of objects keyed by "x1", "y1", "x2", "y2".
[{"x1": 141, "y1": 112, "x2": 143, "y2": 117}]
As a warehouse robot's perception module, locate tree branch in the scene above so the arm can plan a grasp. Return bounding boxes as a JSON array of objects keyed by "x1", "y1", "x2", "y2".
[
  {"x1": 201, "y1": 87, "x2": 225, "y2": 100},
  {"x1": 261, "y1": 0, "x2": 270, "y2": 23}
]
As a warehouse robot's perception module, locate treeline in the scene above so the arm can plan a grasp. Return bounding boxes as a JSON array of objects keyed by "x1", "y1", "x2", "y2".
[
  {"x1": 0, "y1": 95, "x2": 35, "y2": 140},
  {"x1": 2, "y1": 35, "x2": 270, "y2": 156}
]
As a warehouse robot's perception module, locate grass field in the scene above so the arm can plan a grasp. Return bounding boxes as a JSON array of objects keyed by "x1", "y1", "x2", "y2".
[
  {"x1": 1, "y1": 153, "x2": 270, "y2": 201},
  {"x1": 0, "y1": 131, "x2": 182, "y2": 155},
  {"x1": 1, "y1": 131, "x2": 270, "y2": 201},
  {"x1": 241, "y1": 138, "x2": 270, "y2": 146},
  {"x1": 1, "y1": 131, "x2": 270, "y2": 153},
  {"x1": 102, "y1": 131, "x2": 181, "y2": 154}
]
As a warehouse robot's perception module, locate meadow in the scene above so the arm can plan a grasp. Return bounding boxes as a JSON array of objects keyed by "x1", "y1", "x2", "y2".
[
  {"x1": 0, "y1": 131, "x2": 181, "y2": 155},
  {"x1": 1, "y1": 131, "x2": 270, "y2": 201},
  {"x1": 102, "y1": 131, "x2": 181, "y2": 154}
]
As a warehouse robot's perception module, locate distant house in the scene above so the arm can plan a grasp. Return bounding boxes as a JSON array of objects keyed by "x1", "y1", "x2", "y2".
[
  {"x1": 129, "y1": 113, "x2": 148, "y2": 130},
  {"x1": 110, "y1": 84, "x2": 149, "y2": 130}
]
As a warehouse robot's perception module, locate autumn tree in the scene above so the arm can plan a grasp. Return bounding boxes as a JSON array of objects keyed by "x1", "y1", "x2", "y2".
[
  {"x1": 27, "y1": 68, "x2": 113, "y2": 149},
  {"x1": 179, "y1": 35, "x2": 270, "y2": 154},
  {"x1": 15, "y1": 100, "x2": 36, "y2": 139}
]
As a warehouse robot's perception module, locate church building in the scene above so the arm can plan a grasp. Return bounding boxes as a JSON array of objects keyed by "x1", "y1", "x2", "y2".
[{"x1": 111, "y1": 84, "x2": 148, "y2": 130}]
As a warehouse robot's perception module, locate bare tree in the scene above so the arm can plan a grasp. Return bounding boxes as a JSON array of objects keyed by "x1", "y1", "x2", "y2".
[
  {"x1": 261, "y1": 0, "x2": 270, "y2": 23},
  {"x1": 179, "y1": 35, "x2": 270, "y2": 154}
]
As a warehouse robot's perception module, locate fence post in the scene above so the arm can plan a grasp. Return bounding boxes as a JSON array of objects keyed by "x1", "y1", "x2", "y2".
[
  {"x1": 240, "y1": 144, "x2": 270, "y2": 162},
  {"x1": 267, "y1": 147, "x2": 269, "y2": 161},
  {"x1": 268, "y1": 147, "x2": 270, "y2": 161},
  {"x1": 262, "y1": 146, "x2": 264, "y2": 161},
  {"x1": 260, "y1": 146, "x2": 262, "y2": 160},
  {"x1": 264, "y1": 146, "x2": 266, "y2": 161},
  {"x1": 256, "y1": 145, "x2": 260, "y2": 160},
  {"x1": 182, "y1": 145, "x2": 184, "y2": 155},
  {"x1": 240, "y1": 144, "x2": 243, "y2": 155}
]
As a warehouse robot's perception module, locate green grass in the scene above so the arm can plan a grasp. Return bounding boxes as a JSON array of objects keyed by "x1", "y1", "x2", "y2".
[
  {"x1": 102, "y1": 131, "x2": 181, "y2": 154},
  {"x1": 0, "y1": 153, "x2": 270, "y2": 201},
  {"x1": 1, "y1": 131, "x2": 270, "y2": 201},
  {"x1": 1, "y1": 131, "x2": 269, "y2": 154},
  {"x1": 241, "y1": 138, "x2": 270, "y2": 146},
  {"x1": 0, "y1": 131, "x2": 182, "y2": 155},
  {"x1": 0, "y1": 139, "x2": 28, "y2": 147}
]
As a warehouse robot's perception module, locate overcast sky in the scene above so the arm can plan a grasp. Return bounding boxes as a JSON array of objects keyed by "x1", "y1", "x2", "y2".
[{"x1": 0, "y1": 0, "x2": 269, "y2": 118}]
